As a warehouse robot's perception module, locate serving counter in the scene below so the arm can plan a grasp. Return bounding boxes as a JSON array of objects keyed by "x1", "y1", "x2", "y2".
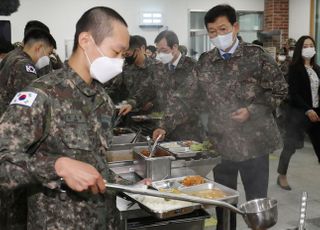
[{"x1": 106, "y1": 141, "x2": 239, "y2": 230}]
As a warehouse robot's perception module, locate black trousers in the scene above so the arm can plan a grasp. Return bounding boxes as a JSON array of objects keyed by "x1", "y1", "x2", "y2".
[
  {"x1": 278, "y1": 107, "x2": 320, "y2": 175},
  {"x1": 214, "y1": 155, "x2": 269, "y2": 230}
]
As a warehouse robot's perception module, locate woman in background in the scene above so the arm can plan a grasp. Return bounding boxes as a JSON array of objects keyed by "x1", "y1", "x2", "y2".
[{"x1": 277, "y1": 35, "x2": 320, "y2": 190}]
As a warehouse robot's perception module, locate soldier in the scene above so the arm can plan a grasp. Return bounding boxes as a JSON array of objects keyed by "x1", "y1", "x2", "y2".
[
  {"x1": 0, "y1": 6, "x2": 130, "y2": 230},
  {"x1": 146, "y1": 45, "x2": 157, "y2": 59},
  {"x1": 154, "y1": 30, "x2": 205, "y2": 141},
  {"x1": 0, "y1": 28, "x2": 56, "y2": 230},
  {"x1": 24, "y1": 20, "x2": 64, "y2": 72},
  {"x1": 0, "y1": 29, "x2": 55, "y2": 115},
  {"x1": 107, "y1": 35, "x2": 159, "y2": 112},
  {"x1": 153, "y1": 4, "x2": 287, "y2": 229},
  {"x1": 105, "y1": 35, "x2": 166, "y2": 134}
]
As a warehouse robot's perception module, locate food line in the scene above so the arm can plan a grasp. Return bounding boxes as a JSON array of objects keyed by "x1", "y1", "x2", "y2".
[{"x1": 107, "y1": 130, "x2": 239, "y2": 230}]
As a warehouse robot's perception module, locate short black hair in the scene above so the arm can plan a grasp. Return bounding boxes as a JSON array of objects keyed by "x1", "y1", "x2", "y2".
[
  {"x1": 146, "y1": 45, "x2": 156, "y2": 53},
  {"x1": 23, "y1": 29, "x2": 56, "y2": 49},
  {"x1": 154, "y1": 30, "x2": 179, "y2": 48},
  {"x1": 0, "y1": 36, "x2": 14, "y2": 53},
  {"x1": 129, "y1": 35, "x2": 147, "y2": 50},
  {"x1": 73, "y1": 6, "x2": 127, "y2": 52},
  {"x1": 291, "y1": 35, "x2": 317, "y2": 67},
  {"x1": 204, "y1": 4, "x2": 237, "y2": 28},
  {"x1": 24, "y1": 20, "x2": 50, "y2": 36}
]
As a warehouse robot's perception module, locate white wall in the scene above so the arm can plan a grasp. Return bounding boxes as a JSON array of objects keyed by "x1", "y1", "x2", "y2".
[
  {"x1": 289, "y1": 0, "x2": 310, "y2": 40},
  {"x1": 0, "y1": 0, "x2": 264, "y2": 59}
]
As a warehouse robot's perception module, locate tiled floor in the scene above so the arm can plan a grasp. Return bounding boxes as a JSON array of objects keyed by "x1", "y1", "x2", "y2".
[{"x1": 205, "y1": 141, "x2": 320, "y2": 230}]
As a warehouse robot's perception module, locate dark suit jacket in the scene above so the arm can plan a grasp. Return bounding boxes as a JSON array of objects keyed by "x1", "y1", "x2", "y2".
[{"x1": 288, "y1": 63, "x2": 320, "y2": 112}]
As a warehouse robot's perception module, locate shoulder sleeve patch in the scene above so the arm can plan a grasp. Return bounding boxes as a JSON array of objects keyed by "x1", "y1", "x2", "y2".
[
  {"x1": 25, "y1": 64, "x2": 37, "y2": 75},
  {"x1": 10, "y1": 92, "x2": 38, "y2": 107}
]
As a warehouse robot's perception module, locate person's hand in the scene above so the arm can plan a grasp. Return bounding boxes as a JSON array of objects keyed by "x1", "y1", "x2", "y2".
[
  {"x1": 119, "y1": 104, "x2": 132, "y2": 115},
  {"x1": 152, "y1": 128, "x2": 166, "y2": 141},
  {"x1": 231, "y1": 107, "x2": 250, "y2": 123},
  {"x1": 138, "y1": 178, "x2": 152, "y2": 186},
  {"x1": 55, "y1": 157, "x2": 105, "y2": 194},
  {"x1": 306, "y1": 110, "x2": 320, "y2": 122}
]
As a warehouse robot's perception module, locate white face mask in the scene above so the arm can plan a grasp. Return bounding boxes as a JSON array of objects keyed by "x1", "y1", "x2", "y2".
[
  {"x1": 85, "y1": 45, "x2": 124, "y2": 84},
  {"x1": 35, "y1": 55, "x2": 50, "y2": 69},
  {"x1": 156, "y1": 52, "x2": 174, "y2": 64},
  {"x1": 288, "y1": 50, "x2": 294, "y2": 58},
  {"x1": 210, "y1": 31, "x2": 234, "y2": 51},
  {"x1": 302, "y1": 47, "x2": 316, "y2": 60},
  {"x1": 278, "y1": 55, "x2": 286, "y2": 62}
]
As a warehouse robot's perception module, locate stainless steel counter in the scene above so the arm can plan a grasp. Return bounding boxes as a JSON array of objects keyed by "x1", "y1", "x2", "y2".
[{"x1": 107, "y1": 142, "x2": 235, "y2": 230}]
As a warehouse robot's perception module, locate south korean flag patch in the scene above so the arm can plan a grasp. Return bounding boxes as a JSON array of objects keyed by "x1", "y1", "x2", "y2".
[
  {"x1": 25, "y1": 64, "x2": 37, "y2": 75},
  {"x1": 10, "y1": 92, "x2": 38, "y2": 107}
]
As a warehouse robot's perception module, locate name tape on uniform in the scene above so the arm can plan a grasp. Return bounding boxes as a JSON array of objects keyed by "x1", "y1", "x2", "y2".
[{"x1": 10, "y1": 92, "x2": 38, "y2": 107}]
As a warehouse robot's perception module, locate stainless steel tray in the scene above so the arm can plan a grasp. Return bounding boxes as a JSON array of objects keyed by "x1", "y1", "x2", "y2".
[
  {"x1": 124, "y1": 193, "x2": 201, "y2": 219},
  {"x1": 152, "y1": 177, "x2": 239, "y2": 205},
  {"x1": 160, "y1": 141, "x2": 200, "y2": 158},
  {"x1": 180, "y1": 183, "x2": 239, "y2": 204},
  {"x1": 152, "y1": 176, "x2": 210, "y2": 189}
]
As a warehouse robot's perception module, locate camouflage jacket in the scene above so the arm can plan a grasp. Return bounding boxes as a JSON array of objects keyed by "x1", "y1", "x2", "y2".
[
  {"x1": 106, "y1": 57, "x2": 162, "y2": 110},
  {"x1": 154, "y1": 55, "x2": 205, "y2": 141},
  {"x1": 0, "y1": 48, "x2": 39, "y2": 115},
  {"x1": 160, "y1": 42, "x2": 288, "y2": 161},
  {"x1": 0, "y1": 63, "x2": 127, "y2": 229},
  {"x1": 279, "y1": 58, "x2": 292, "y2": 83}
]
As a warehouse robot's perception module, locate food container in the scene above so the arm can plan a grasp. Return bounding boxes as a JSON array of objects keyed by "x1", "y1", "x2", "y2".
[
  {"x1": 126, "y1": 193, "x2": 201, "y2": 219},
  {"x1": 160, "y1": 141, "x2": 199, "y2": 158},
  {"x1": 152, "y1": 176, "x2": 239, "y2": 205},
  {"x1": 127, "y1": 209, "x2": 210, "y2": 229},
  {"x1": 112, "y1": 127, "x2": 137, "y2": 145},
  {"x1": 133, "y1": 146, "x2": 175, "y2": 181}
]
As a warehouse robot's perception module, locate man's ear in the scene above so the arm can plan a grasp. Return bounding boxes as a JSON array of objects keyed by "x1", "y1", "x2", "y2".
[
  {"x1": 33, "y1": 41, "x2": 43, "y2": 54},
  {"x1": 78, "y1": 32, "x2": 92, "y2": 51},
  {"x1": 233, "y1": 22, "x2": 240, "y2": 34}
]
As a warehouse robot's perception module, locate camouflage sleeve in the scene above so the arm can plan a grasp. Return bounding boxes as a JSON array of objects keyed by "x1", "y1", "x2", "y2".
[
  {"x1": 128, "y1": 77, "x2": 155, "y2": 110},
  {"x1": 247, "y1": 50, "x2": 288, "y2": 118},
  {"x1": 13, "y1": 61, "x2": 39, "y2": 90},
  {"x1": 0, "y1": 89, "x2": 60, "y2": 191}
]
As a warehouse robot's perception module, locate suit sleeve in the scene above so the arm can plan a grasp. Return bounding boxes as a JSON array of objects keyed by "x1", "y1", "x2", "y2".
[{"x1": 288, "y1": 66, "x2": 312, "y2": 112}]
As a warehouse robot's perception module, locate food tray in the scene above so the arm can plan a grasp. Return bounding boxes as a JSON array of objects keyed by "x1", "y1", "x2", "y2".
[
  {"x1": 159, "y1": 141, "x2": 201, "y2": 158},
  {"x1": 152, "y1": 176, "x2": 210, "y2": 189},
  {"x1": 152, "y1": 176, "x2": 239, "y2": 205},
  {"x1": 124, "y1": 193, "x2": 201, "y2": 219}
]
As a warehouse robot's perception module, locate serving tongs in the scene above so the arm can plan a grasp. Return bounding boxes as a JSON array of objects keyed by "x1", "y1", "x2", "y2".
[
  {"x1": 105, "y1": 182, "x2": 243, "y2": 214},
  {"x1": 149, "y1": 134, "x2": 162, "y2": 158}
]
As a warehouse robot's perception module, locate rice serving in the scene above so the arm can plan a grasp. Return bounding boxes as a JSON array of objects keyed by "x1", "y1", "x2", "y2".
[{"x1": 132, "y1": 195, "x2": 195, "y2": 212}]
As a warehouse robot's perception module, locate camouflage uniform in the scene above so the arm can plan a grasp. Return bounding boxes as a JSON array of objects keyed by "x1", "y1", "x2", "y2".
[
  {"x1": 0, "y1": 47, "x2": 43, "y2": 230},
  {"x1": 0, "y1": 48, "x2": 39, "y2": 115},
  {"x1": 0, "y1": 63, "x2": 128, "y2": 230},
  {"x1": 154, "y1": 54, "x2": 205, "y2": 141},
  {"x1": 160, "y1": 42, "x2": 288, "y2": 161},
  {"x1": 106, "y1": 57, "x2": 159, "y2": 110}
]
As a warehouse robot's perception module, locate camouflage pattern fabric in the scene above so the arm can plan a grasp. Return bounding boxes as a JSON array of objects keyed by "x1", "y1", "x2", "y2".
[
  {"x1": 0, "y1": 63, "x2": 128, "y2": 229},
  {"x1": 160, "y1": 42, "x2": 288, "y2": 161},
  {"x1": 0, "y1": 48, "x2": 39, "y2": 115},
  {"x1": 106, "y1": 56, "x2": 160, "y2": 110},
  {"x1": 154, "y1": 54, "x2": 205, "y2": 141}
]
